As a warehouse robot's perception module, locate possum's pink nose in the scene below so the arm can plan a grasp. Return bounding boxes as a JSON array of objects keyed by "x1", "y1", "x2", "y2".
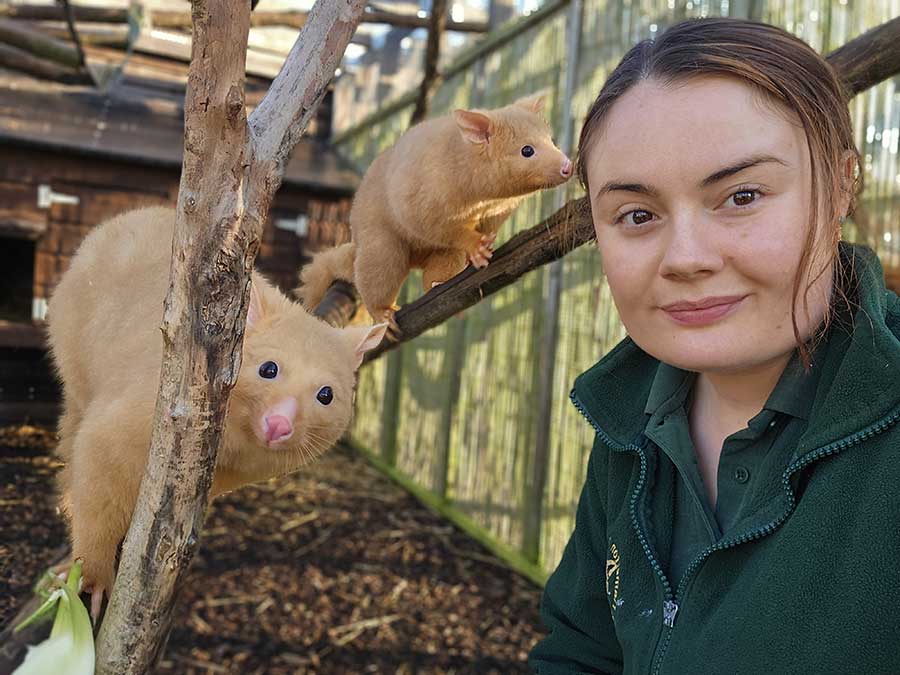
[
  {"x1": 264, "y1": 415, "x2": 293, "y2": 443},
  {"x1": 560, "y1": 158, "x2": 573, "y2": 178}
]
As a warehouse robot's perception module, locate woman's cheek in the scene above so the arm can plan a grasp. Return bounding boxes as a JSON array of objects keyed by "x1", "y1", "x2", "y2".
[{"x1": 601, "y1": 249, "x2": 645, "y2": 307}]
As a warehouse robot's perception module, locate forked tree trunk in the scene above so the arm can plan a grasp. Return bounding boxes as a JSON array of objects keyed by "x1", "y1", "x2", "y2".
[{"x1": 92, "y1": 0, "x2": 367, "y2": 671}]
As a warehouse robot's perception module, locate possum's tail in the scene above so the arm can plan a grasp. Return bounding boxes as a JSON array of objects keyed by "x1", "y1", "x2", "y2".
[{"x1": 295, "y1": 242, "x2": 356, "y2": 310}]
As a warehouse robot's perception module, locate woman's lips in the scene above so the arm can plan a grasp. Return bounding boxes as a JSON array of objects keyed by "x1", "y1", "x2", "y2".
[{"x1": 661, "y1": 296, "x2": 746, "y2": 326}]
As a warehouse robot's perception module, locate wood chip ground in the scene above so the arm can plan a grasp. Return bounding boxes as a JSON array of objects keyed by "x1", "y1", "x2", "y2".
[{"x1": 0, "y1": 424, "x2": 546, "y2": 674}]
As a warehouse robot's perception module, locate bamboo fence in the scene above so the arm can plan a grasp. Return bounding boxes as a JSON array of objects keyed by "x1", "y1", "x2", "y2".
[{"x1": 335, "y1": 0, "x2": 900, "y2": 579}]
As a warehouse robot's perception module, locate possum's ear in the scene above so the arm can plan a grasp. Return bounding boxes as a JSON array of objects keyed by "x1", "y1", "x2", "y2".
[
  {"x1": 453, "y1": 109, "x2": 492, "y2": 144},
  {"x1": 246, "y1": 280, "x2": 266, "y2": 329},
  {"x1": 344, "y1": 323, "x2": 388, "y2": 370},
  {"x1": 514, "y1": 93, "x2": 545, "y2": 113}
]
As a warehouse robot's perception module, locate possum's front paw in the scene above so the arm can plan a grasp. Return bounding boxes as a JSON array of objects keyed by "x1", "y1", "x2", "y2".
[
  {"x1": 68, "y1": 549, "x2": 116, "y2": 623},
  {"x1": 52, "y1": 555, "x2": 113, "y2": 623},
  {"x1": 463, "y1": 232, "x2": 496, "y2": 269},
  {"x1": 82, "y1": 566, "x2": 114, "y2": 624},
  {"x1": 379, "y1": 306, "x2": 402, "y2": 342}
]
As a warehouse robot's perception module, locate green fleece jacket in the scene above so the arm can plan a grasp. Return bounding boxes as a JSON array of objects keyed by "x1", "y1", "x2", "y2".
[{"x1": 530, "y1": 244, "x2": 900, "y2": 674}]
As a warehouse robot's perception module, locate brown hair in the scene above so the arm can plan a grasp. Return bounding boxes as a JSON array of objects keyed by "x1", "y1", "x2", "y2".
[{"x1": 577, "y1": 18, "x2": 860, "y2": 368}]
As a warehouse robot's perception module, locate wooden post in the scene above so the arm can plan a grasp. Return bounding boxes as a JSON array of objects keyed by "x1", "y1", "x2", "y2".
[
  {"x1": 379, "y1": 287, "x2": 407, "y2": 467},
  {"x1": 92, "y1": 0, "x2": 367, "y2": 671},
  {"x1": 378, "y1": 0, "x2": 451, "y2": 469},
  {"x1": 522, "y1": 0, "x2": 582, "y2": 564},
  {"x1": 434, "y1": 315, "x2": 467, "y2": 498},
  {"x1": 379, "y1": 347, "x2": 404, "y2": 467}
]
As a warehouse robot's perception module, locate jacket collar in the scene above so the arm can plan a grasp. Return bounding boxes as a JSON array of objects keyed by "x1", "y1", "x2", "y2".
[{"x1": 572, "y1": 243, "x2": 900, "y2": 452}]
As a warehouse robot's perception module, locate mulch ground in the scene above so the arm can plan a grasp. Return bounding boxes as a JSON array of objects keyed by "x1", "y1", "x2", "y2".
[{"x1": 0, "y1": 424, "x2": 546, "y2": 674}]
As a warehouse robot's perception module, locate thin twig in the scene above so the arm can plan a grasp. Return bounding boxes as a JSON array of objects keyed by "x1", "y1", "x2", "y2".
[
  {"x1": 329, "y1": 614, "x2": 402, "y2": 645},
  {"x1": 294, "y1": 525, "x2": 337, "y2": 557},
  {"x1": 56, "y1": 0, "x2": 87, "y2": 73},
  {"x1": 409, "y1": 0, "x2": 448, "y2": 125}
]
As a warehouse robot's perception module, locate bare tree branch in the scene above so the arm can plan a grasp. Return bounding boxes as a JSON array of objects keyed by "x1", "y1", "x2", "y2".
[
  {"x1": 364, "y1": 199, "x2": 591, "y2": 361},
  {"x1": 827, "y1": 16, "x2": 900, "y2": 98},
  {"x1": 409, "y1": 0, "x2": 448, "y2": 125},
  {"x1": 92, "y1": 0, "x2": 367, "y2": 670},
  {"x1": 248, "y1": 0, "x2": 365, "y2": 179},
  {"x1": 56, "y1": 0, "x2": 88, "y2": 72}
]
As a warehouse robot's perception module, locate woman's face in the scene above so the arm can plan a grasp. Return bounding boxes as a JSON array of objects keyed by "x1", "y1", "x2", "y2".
[{"x1": 585, "y1": 76, "x2": 835, "y2": 374}]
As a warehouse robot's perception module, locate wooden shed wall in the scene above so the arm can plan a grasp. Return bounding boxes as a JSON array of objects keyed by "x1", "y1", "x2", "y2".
[{"x1": 0, "y1": 144, "x2": 353, "y2": 423}]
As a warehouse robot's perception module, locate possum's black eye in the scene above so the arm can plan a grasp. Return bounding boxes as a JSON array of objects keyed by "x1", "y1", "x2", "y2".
[
  {"x1": 316, "y1": 386, "x2": 333, "y2": 406},
  {"x1": 258, "y1": 361, "x2": 279, "y2": 379},
  {"x1": 521, "y1": 145, "x2": 535, "y2": 158}
]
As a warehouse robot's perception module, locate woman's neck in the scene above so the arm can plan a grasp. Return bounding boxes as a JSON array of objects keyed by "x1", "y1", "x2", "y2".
[
  {"x1": 693, "y1": 351, "x2": 793, "y2": 439},
  {"x1": 688, "y1": 352, "x2": 794, "y2": 507}
]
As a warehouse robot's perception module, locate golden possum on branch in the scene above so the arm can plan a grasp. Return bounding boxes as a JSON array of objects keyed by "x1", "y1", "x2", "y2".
[
  {"x1": 47, "y1": 206, "x2": 386, "y2": 619},
  {"x1": 297, "y1": 94, "x2": 572, "y2": 330}
]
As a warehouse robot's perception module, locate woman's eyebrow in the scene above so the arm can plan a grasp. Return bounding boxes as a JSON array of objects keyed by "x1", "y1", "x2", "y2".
[
  {"x1": 594, "y1": 182, "x2": 659, "y2": 201},
  {"x1": 593, "y1": 154, "x2": 789, "y2": 202},
  {"x1": 700, "y1": 154, "x2": 789, "y2": 187}
]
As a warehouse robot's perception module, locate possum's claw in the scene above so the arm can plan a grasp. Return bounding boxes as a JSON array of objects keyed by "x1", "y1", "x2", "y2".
[
  {"x1": 381, "y1": 308, "x2": 402, "y2": 342},
  {"x1": 54, "y1": 558, "x2": 107, "y2": 625},
  {"x1": 80, "y1": 580, "x2": 107, "y2": 625},
  {"x1": 90, "y1": 587, "x2": 105, "y2": 624},
  {"x1": 467, "y1": 233, "x2": 495, "y2": 269}
]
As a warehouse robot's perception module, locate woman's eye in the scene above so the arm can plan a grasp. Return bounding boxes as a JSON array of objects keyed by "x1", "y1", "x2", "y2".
[
  {"x1": 521, "y1": 145, "x2": 535, "y2": 158},
  {"x1": 258, "y1": 361, "x2": 278, "y2": 379},
  {"x1": 727, "y1": 189, "x2": 761, "y2": 208},
  {"x1": 316, "y1": 386, "x2": 334, "y2": 406},
  {"x1": 616, "y1": 209, "x2": 655, "y2": 228}
]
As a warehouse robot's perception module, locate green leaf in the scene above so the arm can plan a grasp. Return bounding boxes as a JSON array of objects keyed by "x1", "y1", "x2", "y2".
[{"x1": 11, "y1": 560, "x2": 95, "y2": 675}]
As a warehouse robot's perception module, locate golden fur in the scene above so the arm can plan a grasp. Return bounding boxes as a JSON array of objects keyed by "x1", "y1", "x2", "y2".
[
  {"x1": 297, "y1": 95, "x2": 571, "y2": 320},
  {"x1": 47, "y1": 206, "x2": 384, "y2": 596}
]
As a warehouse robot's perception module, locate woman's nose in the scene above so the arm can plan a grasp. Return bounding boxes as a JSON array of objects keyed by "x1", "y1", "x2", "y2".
[{"x1": 659, "y1": 214, "x2": 724, "y2": 279}]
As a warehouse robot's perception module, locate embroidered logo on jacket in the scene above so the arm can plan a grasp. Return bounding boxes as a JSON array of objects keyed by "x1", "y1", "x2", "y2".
[{"x1": 606, "y1": 543, "x2": 621, "y2": 608}]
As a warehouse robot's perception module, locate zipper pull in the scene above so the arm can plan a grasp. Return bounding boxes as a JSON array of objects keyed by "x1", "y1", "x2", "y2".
[{"x1": 662, "y1": 600, "x2": 679, "y2": 627}]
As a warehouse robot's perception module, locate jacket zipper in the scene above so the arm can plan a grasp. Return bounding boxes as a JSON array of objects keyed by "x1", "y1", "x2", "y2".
[
  {"x1": 571, "y1": 388, "x2": 900, "y2": 675},
  {"x1": 569, "y1": 391, "x2": 676, "y2": 652}
]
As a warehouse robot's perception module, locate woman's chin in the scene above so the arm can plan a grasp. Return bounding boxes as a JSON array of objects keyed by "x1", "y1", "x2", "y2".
[{"x1": 636, "y1": 332, "x2": 791, "y2": 375}]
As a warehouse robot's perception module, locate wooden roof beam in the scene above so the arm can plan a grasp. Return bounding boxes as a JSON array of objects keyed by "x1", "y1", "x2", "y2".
[{"x1": 0, "y1": 4, "x2": 490, "y2": 33}]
